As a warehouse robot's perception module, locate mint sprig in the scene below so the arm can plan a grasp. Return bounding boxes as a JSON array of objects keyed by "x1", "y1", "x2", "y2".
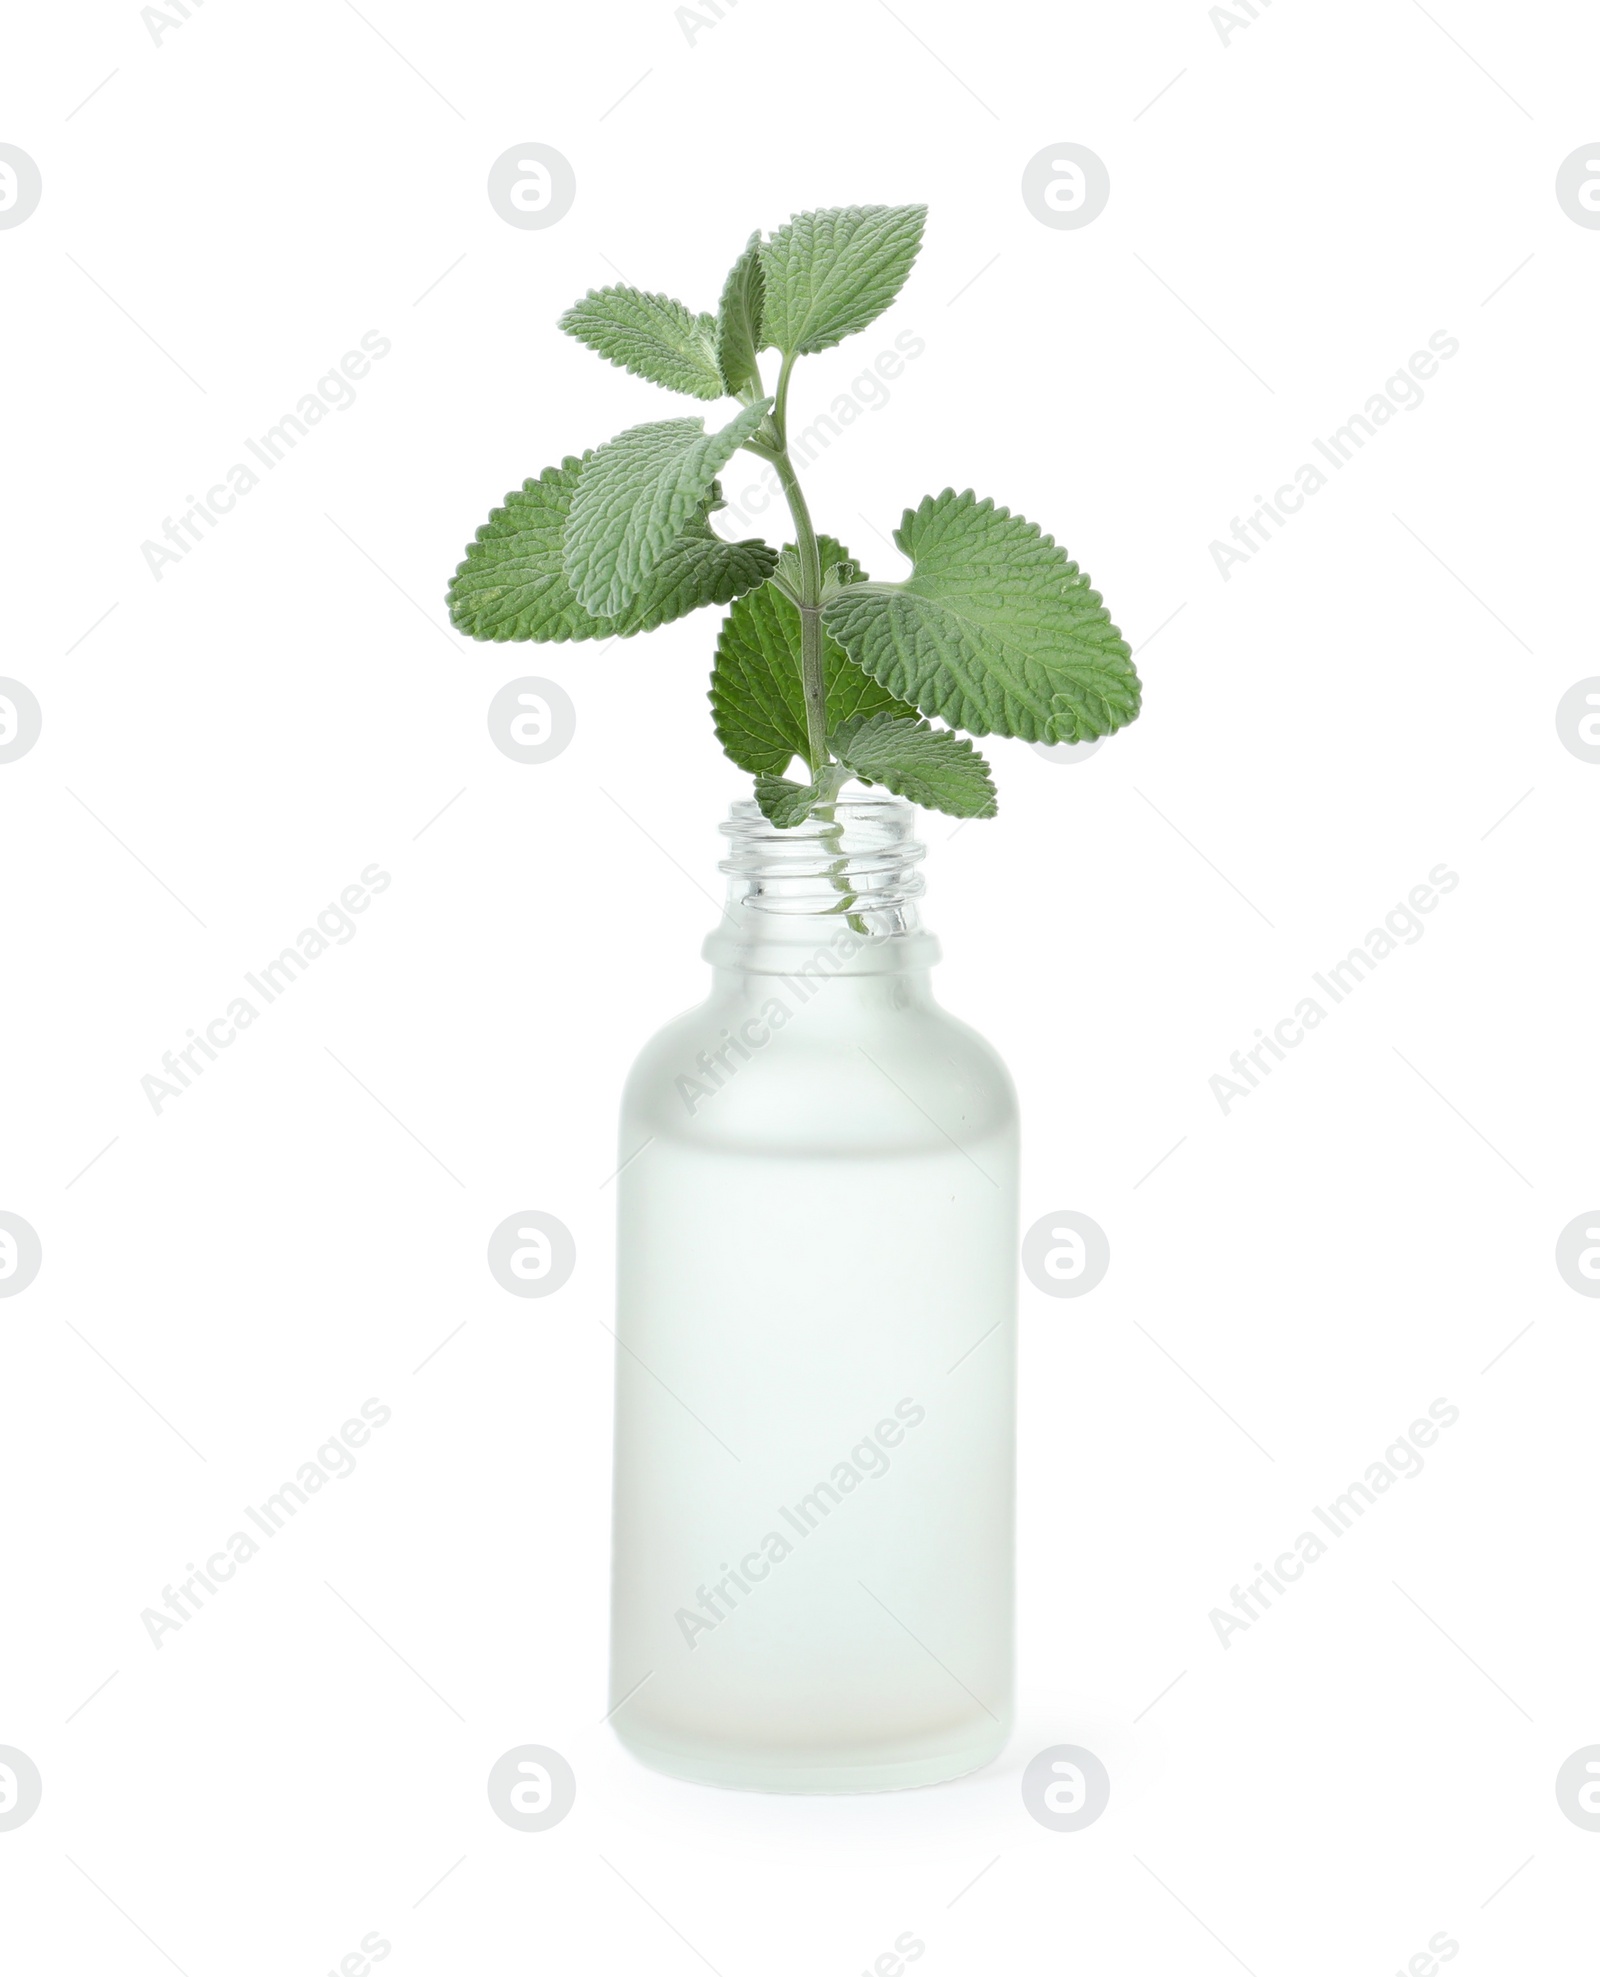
[{"x1": 446, "y1": 204, "x2": 1145, "y2": 828}]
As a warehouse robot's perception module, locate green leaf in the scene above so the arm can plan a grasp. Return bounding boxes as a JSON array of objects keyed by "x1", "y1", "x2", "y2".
[
  {"x1": 559, "y1": 286, "x2": 724, "y2": 400},
  {"x1": 753, "y1": 766, "x2": 845, "y2": 829},
  {"x1": 759, "y1": 205, "x2": 927, "y2": 356},
  {"x1": 563, "y1": 400, "x2": 773, "y2": 618},
  {"x1": 830, "y1": 713, "x2": 997, "y2": 819},
  {"x1": 767, "y1": 535, "x2": 863, "y2": 612},
  {"x1": 710, "y1": 537, "x2": 916, "y2": 776},
  {"x1": 716, "y1": 231, "x2": 766, "y2": 397},
  {"x1": 447, "y1": 455, "x2": 776, "y2": 643},
  {"x1": 752, "y1": 714, "x2": 994, "y2": 828},
  {"x1": 819, "y1": 557, "x2": 859, "y2": 601},
  {"x1": 768, "y1": 546, "x2": 805, "y2": 609},
  {"x1": 822, "y1": 490, "x2": 1140, "y2": 744}
]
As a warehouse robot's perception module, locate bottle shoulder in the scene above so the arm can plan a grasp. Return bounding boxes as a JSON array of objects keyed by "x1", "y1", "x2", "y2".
[{"x1": 620, "y1": 976, "x2": 1017, "y2": 1157}]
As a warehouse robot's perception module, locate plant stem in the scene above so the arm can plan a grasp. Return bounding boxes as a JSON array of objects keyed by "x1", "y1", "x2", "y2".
[
  {"x1": 763, "y1": 368, "x2": 866, "y2": 932},
  {"x1": 769, "y1": 448, "x2": 828, "y2": 777},
  {"x1": 772, "y1": 351, "x2": 796, "y2": 442}
]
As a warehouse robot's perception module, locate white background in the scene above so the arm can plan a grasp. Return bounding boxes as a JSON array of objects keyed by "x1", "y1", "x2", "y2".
[{"x1": 3, "y1": 1, "x2": 1598, "y2": 1971}]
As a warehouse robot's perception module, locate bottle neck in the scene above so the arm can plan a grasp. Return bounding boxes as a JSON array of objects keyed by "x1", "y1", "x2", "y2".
[{"x1": 702, "y1": 796, "x2": 941, "y2": 978}]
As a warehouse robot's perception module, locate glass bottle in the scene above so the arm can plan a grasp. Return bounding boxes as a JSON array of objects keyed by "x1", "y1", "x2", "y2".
[{"x1": 607, "y1": 796, "x2": 1019, "y2": 1793}]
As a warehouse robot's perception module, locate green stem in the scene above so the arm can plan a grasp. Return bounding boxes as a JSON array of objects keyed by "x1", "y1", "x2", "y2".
[
  {"x1": 769, "y1": 449, "x2": 828, "y2": 777},
  {"x1": 772, "y1": 351, "x2": 797, "y2": 445},
  {"x1": 762, "y1": 396, "x2": 868, "y2": 932}
]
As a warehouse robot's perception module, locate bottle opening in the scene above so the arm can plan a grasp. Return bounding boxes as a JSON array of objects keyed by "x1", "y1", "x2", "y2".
[
  {"x1": 720, "y1": 795, "x2": 926, "y2": 924},
  {"x1": 707, "y1": 796, "x2": 937, "y2": 973}
]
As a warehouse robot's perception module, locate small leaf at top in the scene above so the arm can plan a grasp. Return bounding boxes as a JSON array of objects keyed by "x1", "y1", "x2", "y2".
[
  {"x1": 822, "y1": 490, "x2": 1140, "y2": 743},
  {"x1": 759, "y1": 205, "x2": 927, "y2": 356},
  {"x1": 716, "y1": 230, "x2": 766, "y2": 397},
  {"x1": 447, "y1": 455, "x2": 775, "y2": 643},
  {"x1": 563, "y1": 401, "x2": 773, "y2": 619},
  {"x1": 769, "y1": 546, "x2": 805, "y2": 609},
  {"x1": 559, "y1": 286, "x2": 724, "y2": 400}
]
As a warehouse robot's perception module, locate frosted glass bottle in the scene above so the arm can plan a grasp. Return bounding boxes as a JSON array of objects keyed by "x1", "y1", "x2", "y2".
[{"x1": 608, "y1": 796, "x2": 1018, "y2": 1792}]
